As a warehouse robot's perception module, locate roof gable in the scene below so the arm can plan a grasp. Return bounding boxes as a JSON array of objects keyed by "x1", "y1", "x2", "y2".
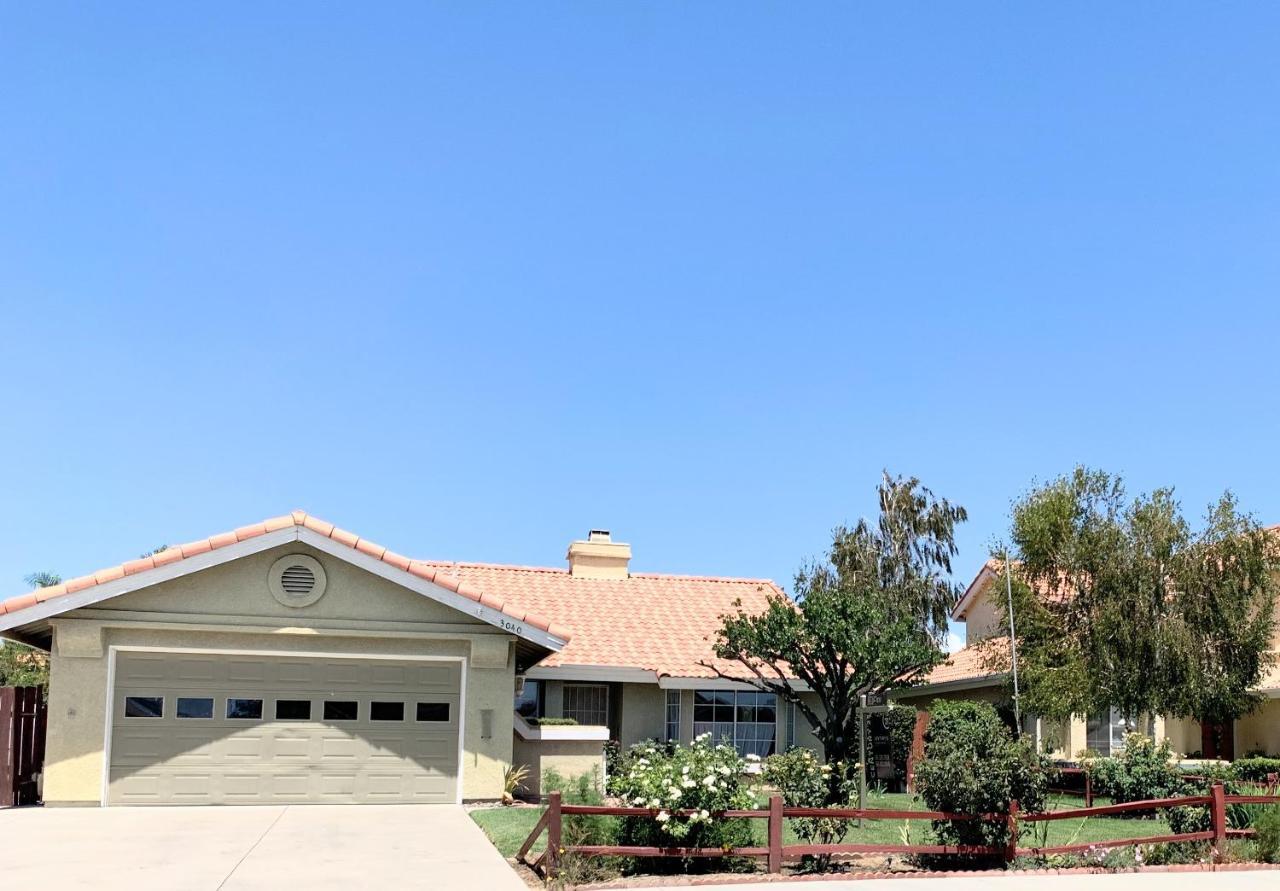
[{"x1": 0, "y1": 512, "x2": 570, "y2": 651}]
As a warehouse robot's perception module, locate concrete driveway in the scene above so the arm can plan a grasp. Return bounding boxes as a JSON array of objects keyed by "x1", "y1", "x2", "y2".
[{"x1": 0, "y1": 804, "x2": 526, "y2": 890}]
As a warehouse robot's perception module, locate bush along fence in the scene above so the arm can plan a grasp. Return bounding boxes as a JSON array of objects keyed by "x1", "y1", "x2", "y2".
[{"x1": 519, "y1": 783, "x2": 1279, "y2": 879}]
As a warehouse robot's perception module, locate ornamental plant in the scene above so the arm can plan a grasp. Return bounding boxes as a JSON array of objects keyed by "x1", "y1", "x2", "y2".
[
  {"x1": 762, "y1": 747, "x2": 858, "y2": 871},
  {"x1": 607, "y1": 735, "x2": 756, "y2": 866},
  {"x1": 914, "y1": 700, "x2": 1048, "y2": 864},
  {"x1": 1083, "y1": 735, "x2": 1190, "y2": 808}
]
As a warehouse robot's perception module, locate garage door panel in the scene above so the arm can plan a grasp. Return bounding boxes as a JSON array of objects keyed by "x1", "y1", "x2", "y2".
[{"x1": 109, "y1": 653, "x2": 461, "y2": 805}]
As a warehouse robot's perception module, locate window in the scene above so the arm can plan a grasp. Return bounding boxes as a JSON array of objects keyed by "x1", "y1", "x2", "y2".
[
  {"x1": 416, "y1": 702, "x2": 450, "y2": 722},
  {"x1": 1086, "y1": 708, "x2": 1149, "y2": 756},
  {"x1": 323, "y1": 700, "x2": 358, "y2": 721},
  {"x1": 176, "y1": 697, "x2": 214, "y2": 719},
  {"x1": 370, "y1": 701, "x2": 405, "y2": 721},
  {"x1": 227, "y1": 698, "x2": 263, "y2": 720},
  {"x1": 694, "y1": 690, "x2": 777, "y2": 757},
  {"x1": 275, "y1": 699, "x2": 312, "y2": 721},
  {"x1": 562, "y1": 684, "x2": 608, "y2": 726},
  {"x1": 124, "y1": 696, "x2": 164, "y2": 718},
  {"x1": 514, "y1": 679, "x2": 542, "y2": 719},
  {"x1": 665, "y1": 690, "x2": 681, "y2": 742}
]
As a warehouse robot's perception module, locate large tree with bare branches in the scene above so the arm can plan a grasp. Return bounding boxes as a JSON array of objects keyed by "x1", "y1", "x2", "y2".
[{"x1": 705, "y1": 473, "x2": 967, "y2": 800}]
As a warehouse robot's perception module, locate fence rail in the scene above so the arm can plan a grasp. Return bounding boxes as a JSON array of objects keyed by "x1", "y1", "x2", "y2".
[{"x1": 520, "y1": 782, "x2": 1280, "y2": 879}]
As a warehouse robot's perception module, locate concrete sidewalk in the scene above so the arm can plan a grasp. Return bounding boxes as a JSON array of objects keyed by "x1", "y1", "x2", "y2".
[{"x1": 0, "y1": 804, "x2": 526, "y2": 890}]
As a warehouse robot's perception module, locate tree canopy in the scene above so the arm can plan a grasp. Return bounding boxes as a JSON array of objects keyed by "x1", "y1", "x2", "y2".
[
  {"x1": 706, "y1": 473, "x2": 966, "y2": 794},
  {"x1": 0, "y1": 572, "x2": 60, "y2": 687},
  {"x1": 991, "y1": 467, "x2": 1278, "y2": 728}
]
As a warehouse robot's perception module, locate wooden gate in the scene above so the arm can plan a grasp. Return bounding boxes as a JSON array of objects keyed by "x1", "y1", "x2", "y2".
[{"x1": 0, "y1": 687, "x2": 47, "y2": 807}]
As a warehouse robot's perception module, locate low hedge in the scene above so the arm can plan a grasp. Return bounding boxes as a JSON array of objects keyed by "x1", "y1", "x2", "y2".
[{"x1": 1231, "y1": 757, "x2": 1280, "y2": 784}]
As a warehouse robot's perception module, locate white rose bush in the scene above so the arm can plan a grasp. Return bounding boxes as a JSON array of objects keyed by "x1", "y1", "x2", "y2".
[{"x1": 607, "y1": 735, "x2": 757, "y2": 863}]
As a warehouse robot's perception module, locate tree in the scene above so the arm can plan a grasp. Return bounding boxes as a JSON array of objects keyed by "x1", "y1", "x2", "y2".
[
  {"x1": 0, "y1": 573, "x2": 60, "y2": 687},
  {"x1": 705, "y1": 473, "x2": 967, "y2": 800},
  {"x1": 992, "y1": 467, "x2": 1278, "y2": 731}
]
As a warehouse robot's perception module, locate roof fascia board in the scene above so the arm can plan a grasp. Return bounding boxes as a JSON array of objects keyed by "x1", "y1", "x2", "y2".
[
  {"x1": 0, "y1": 528, "x2": 300, "y2": 633},
  {"x1": 894, "y1": 674, "x2": 1007, "y2": 698},
  {"x1": 658, "y1": 676, "x2": 812, "y2": 692},
  {"x1": 524, "y1": 665, "x2": 656, "y2": 684},
  {"x1": 297, "y1": 528, "x2": 566, "y2": 651},
  {"x1": 952, "y1": 565, "x2": 998, "y2": 621}
]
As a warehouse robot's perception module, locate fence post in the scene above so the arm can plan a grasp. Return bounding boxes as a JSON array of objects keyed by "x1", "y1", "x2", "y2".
[
  {"x1": 0, "y1": 688, "x2": 14, "y2": 808},
  {"x1": 768, "y1": 794, "x2": 783, "y2": 874},
  {"x1": 1084, "y1": 771, "x2": 1093, "y2": 809},
  {"x1": 546, "y1": 791, "x2": 562, "y2": 878},
  {"x1": 1004, "y1": 799, "x2": 1020, "y2": 864},
  {"x1": 1210, "y1": 782, "x2": 1226, "y2": 862}
]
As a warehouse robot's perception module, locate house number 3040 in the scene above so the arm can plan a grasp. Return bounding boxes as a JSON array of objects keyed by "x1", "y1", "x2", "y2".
[{"x1": 499, "y1": 618, "x2": 524, "y2": 635}]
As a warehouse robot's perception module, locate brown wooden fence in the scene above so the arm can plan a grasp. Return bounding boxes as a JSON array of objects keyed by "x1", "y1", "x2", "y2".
[
  {"x1": 521, "y1": 783, "x2": 1280, "y2": 879},
  {"x1": 0, "y1": 687, "x2": 47, "y2": 807}
]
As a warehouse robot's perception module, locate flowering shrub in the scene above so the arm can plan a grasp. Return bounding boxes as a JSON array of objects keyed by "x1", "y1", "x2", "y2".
[
  {"x1": 1084, "y1": 735, "x2": 1189, "y2": 807},
  {"x1": 763, "y1": 747, "x2": 858, "y2": 867},
  {"x1": 607, "y1": 734, "x2": 757, "y2": 865}
]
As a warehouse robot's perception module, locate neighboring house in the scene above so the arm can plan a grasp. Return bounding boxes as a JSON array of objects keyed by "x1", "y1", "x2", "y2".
[
  {"x1": 0, "y1": 513, "x2": 805, "y2": 807},
  {"x1": 896, "y1": 559, "x2": 1280, "y2": 760}
]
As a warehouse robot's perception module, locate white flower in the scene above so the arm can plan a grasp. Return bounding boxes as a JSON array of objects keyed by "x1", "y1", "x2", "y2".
[
  {"x1": 633, "y1": 797, "x2": 645, "y2": 805},
  {"x1": 649, "y1": 798, "x2": 662, "y2": 808},
  {"x1": 745, "y1": 753, "x2": 762, "y2": 762},
  {"x1": 682, "y1": 778, "x2": 696, "y2": 788},
  {"x1": 717, "y1": 765, "x2": 731, "y2": 776},
  {"x1": 655, "y1": 810, "x2": 670, "y2": 822},
  {"x1": 699, "y1": 809, "x2": 709, "y2": 819},
  {"x1": 703, "y1": 775, "x2": 717, "y2": 787}
]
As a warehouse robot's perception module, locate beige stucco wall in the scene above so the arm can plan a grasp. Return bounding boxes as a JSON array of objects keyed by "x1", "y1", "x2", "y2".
[
  {"x1": 1236, "y1": 699, "x2": 1280, "y2": 757},
  {"x1": 42, "y1": 542, "x2": 520, "y2": 804},
  {"x1": 511, "y1": 736, "x2": 607, "y2": 798},
  {"x1": 963, "y1": 587, "x2": 1003, "y2": 643},
  {"x1": 618, "y1": 682, "x2": 664, "y2": 747}
]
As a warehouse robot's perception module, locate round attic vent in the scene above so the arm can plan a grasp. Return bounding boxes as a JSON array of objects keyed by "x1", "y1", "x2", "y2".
[{"x1": 269, "y1": 554, "x2": 327, "y2": 608}]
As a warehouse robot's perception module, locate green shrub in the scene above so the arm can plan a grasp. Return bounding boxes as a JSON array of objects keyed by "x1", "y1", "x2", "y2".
[
  {"x1": 543, "y1": 767, "x2": 619, "y2": 885},
  {"x1": 607, "y1": 735, "x2": 757, "y2": 873},
  {"x1": 530, "y1": 716, "x2": 580, "y2": 726},
  {"x1": 762, "y1": 747, "x2": 857, "y2": 870},
  {"x1": 1255, "y1": 805, "x2": 1280, "y2": 864},
  {"x1": 1231, "y1": 757, "x2": 1280, "y2": 784},
  {"x1": 1085, "y1": 735, "x2": 1190, "y2": 807},
  {"x1": 914, "y1": 700, "x2": 1049, "y2": 863}
]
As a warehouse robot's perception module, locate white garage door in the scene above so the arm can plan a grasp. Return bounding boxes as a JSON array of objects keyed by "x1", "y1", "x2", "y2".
[{"x1": 108, "y1": 651, "x2": 461, "y2": 805}]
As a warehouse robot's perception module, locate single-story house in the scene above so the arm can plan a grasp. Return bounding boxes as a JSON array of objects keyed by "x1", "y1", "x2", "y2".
[
  {"x1": 0, "y1": 512, "x2": 816, "y2": 806},
  {"x1": 896, "y1": 558, "x2": 1280, "y2": 760}
]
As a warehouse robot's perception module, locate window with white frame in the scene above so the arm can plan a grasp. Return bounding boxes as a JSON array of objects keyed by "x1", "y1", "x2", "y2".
[
  {"x1": 785, "y1": 699, "x2": 796, "y2": 750},
  {"x1": 1086, "y1": 708, "x2": 1148, "y2": 756},
  {"x1": 693, "y1": 690, "x2": 777, "y2": 757},
  {"x1": 562, "y1": 684, "x2": 608, "y2": 725},
  {"x1": 665, "y1": 690, "x2": 681, "y2": 742}
]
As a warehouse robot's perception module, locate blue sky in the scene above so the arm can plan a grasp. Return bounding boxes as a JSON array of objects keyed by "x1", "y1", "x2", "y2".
[{"x1": 2, "y1": 4, "x2": 1279, "y2": 648}]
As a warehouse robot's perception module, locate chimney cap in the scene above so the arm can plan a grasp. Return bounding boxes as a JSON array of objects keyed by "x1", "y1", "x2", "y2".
[{"x1": 587, "y1": 529, "x2": 612, "y2": 542}]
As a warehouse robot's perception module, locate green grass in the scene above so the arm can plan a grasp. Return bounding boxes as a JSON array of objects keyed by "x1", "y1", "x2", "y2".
[{"x1": 470, "y1": 791, "x2": 1176, "y2": 859}]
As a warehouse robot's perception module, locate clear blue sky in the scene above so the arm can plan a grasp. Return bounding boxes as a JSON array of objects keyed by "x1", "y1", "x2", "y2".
[{"x1": 3, "y1": 4, "x2": 1279, "y2": 647}]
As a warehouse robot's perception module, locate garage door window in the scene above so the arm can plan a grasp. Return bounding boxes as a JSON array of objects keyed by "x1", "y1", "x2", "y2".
[
  {"x1": 370, "y1": 701, "x2": 405, "y2": 721},
  {"x1": 323, "y1": 700, "x2": 358, "y2": 721},
  {"x1": 124, "y1": 696, "x2": 164, "y2": 718},
  {"x1": 275, "y1": 700, "x2": 312, "y2": 721},
  {"x1": 416, "y1": 703, "x2": 450, "y2": 722},
  {"x1": 176, "y1": 697, "x2": 214, "y2": 719},
  {"x1": 227, "y1": 698, "x2": 264, "y2": 719}
]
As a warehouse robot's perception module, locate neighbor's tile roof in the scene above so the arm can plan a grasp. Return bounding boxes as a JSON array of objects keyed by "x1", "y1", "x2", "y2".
[
  {"x1": 0, "y1": 512, "x2": 572, "y2": 642},
  {"x1": 415, "y1": 560, "x2": 786, "y2": 679},
  {"x1": 919, "y1": 635, "x2": 1008, "y2": 686}
]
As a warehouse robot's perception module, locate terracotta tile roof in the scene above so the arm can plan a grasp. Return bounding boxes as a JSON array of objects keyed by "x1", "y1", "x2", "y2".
[
  {"x1": 0, "y1": 512, "x2": 788, "y2": 677},
  {"x1": 416, "y1": 560, "x2": 787, "y2": 679},
  {"x1": 918, "y1": 636, "x2": 1008, "y2": 686},
  {"x1": 0, "y1": 511, "x2": 572, "y2": 642}
]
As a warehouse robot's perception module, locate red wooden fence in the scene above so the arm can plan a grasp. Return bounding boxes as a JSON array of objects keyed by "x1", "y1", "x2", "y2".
[
  {"x1": 0, "y1": 687, "x2": 47, "y2": 807},
  {"x1": 522, "y1": 783, "x2": 1279, "y2": 879}
]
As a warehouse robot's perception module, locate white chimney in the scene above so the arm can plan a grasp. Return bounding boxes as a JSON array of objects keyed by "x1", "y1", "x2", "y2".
[{"x1": 566, "y1": 529, "x2": 632, "y2": 579}]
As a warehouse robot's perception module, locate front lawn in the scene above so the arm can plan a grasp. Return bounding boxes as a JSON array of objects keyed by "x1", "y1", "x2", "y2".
[{"x1": 469, "y1": 791, "x2": 1174, "y2": 860}]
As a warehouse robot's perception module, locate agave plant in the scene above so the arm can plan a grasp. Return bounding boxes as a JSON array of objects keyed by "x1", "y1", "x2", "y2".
[{"x1": 502, "y1": 763, "x2": 530, "y2": 805}]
